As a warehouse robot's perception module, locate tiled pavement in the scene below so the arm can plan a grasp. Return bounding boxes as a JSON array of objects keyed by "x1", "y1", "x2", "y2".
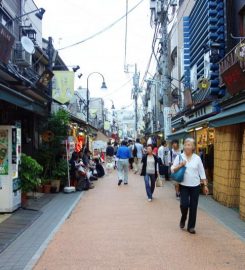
[
  {"x1": 0, "y1": 194, "x2": 55, "y2": 254},
  {"x1": 34, "y1": 171, "x2": 245, "y2": 270},
  {"x1": 0, "y1": 191, "x2": 83, "y2": 270},
  {"x1": 199, "y1": 195, "x2": 245, "y2": 242}
]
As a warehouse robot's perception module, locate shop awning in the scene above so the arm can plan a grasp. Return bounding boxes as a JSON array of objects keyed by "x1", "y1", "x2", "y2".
[
  {"x1": 186, "y1": 119, "x2": 209, "y2": 131},
  {"x1": 167, "y1": 128, "x2": 188, "y2": 140},
  {"x1": 209, "y1": 103, "x2": 245, "y2": 128},
  {"x1": 0, "y1": 83, "x2": 48, "y2": 116}
]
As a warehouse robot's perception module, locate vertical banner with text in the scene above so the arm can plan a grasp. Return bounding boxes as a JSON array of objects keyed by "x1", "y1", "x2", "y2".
[{"x1": 52, "y1": 71, "x2": 74, "y2": 104}]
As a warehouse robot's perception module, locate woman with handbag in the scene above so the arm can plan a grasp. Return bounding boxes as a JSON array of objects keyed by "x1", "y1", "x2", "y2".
[
  {"x1": 141, "y1": 145, "x2": 159, "y2": 202},
  {"x1": 171, "y1": 138, "x2": 209, "y2": 234}
]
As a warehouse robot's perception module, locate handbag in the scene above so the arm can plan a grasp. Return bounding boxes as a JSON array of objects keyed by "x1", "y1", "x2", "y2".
[
  {"x1": 156, "y1": 177, "x2": 163, "y2": 187},
  {"x1": 159, "y1": 164, "x2": 168, "y2": 175},
  {"x1": 171, "y1": 154, "x2": 186, "y2": 183}
]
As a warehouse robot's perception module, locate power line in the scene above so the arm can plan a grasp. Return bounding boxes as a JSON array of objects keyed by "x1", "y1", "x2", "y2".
[
  {"x1": 59, "y1": 0, "x2": 145, "y2": 51},
  {"x1": 89, "y1": 78, "x2": 132, "y2": 101},
  {"x1": 124, "y1": 0, "x2": 129, "y2": 69}
]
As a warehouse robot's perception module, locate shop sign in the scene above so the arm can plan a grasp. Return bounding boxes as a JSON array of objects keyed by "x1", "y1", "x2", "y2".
[
  {"x1": 52, "y1": 71, "x2": 74, "y2": 104},
  {"x1": 0, "y1": 130, "x2": 8, "y2": 175},
  {"x1": 163, "y1": 107, "x2": 171, "y2": 139},
  {"x1": 183, "y1": 88, "x2": 193, "y2": 108},
  {"x1": 198, "y1": 77, "x2": 210, "y2": 90},
  {"x1": 0, "y1": 24, "x2": 15, "y2": 64},
  {"x1": 221, "y1": 63, "x2": 245, "y2": 95},
  {"x1": 93, "y1": 140, "x2": 107, "y2": 151}
]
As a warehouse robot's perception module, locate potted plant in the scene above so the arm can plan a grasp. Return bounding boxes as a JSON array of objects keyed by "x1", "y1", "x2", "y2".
[
  {"x1": 51, "y1": 159, "x2": 68, "y2": 192},
  {"x1": 20, "y1": 154, "x2": 43, "y2": 206},
  {"x1": 42, "y1": 179, "x2": 52, "y2": 193},
  {"x1": 36, "y1": 109, "x2": 70, "y2": 188}
]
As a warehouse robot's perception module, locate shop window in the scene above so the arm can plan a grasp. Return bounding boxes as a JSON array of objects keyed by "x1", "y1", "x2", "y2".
[{"x1": 0, "y1": 9, "x2": 13, "y2": 32}]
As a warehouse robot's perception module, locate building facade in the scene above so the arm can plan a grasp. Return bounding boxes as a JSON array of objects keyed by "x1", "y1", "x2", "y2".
[{"x1": 0, "y1": 0, "x2": 51, "y2": 155}]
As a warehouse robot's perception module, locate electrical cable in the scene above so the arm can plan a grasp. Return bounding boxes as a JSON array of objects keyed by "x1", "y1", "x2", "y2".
[
  {"x1": 89, "y1": 78, "x2": 132, "y2": 102},
  {"x1": 59, "y1": 0, "x2": 145, "y2": 51},
  {"x1": 124, "y1": 0, "x2": 129, "y2": 69}
]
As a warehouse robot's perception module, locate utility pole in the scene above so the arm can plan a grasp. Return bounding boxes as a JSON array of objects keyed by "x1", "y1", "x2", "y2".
[
  {"x1": 132, "y1": 64, "x2": 140, "y2": 138},
  {"x1": 159, "y1": 0, "x2": 171, "y2": 139}
]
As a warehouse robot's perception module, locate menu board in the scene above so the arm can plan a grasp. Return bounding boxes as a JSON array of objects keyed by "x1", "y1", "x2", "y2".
[{"x1": 0, "y1": 130, "x2": 8, "y2": 175}]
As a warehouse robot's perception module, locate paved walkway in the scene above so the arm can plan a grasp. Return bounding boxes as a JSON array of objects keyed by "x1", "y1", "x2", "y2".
[
  {"x1": 0, "y1": 192, "x2": 82, "y2": 270},
  {"x1": 34, "y1": 171, "x2": 245, "y2": 270}
]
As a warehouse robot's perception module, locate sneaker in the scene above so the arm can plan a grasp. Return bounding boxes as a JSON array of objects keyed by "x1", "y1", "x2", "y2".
[
  {"x1": 188, "y1": 228, "x2": 196, "y2": 234},
  {"x1": 118, "y1": 180, "x2": 123, "y2": 186},
  {"x1": 179, "y1": 220, "x2": 185, "y2": 229},
  {"x1": 148, "y1": 198, "x2": 152, "y2": 202},
  {"x1": 124, "y1": 182, "x2": 128, "y2": 185},
  {"x1": 176, "y1": 193, "x2": 180, "y2": 200}
]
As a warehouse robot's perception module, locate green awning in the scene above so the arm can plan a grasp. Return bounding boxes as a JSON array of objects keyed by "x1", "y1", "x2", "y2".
[
  {"x1": 209, "y1": 103, "x2": 245, "y2": 128},
  {"x1": 0, "y1": 84, "x2": 48, "y2": 116},
  {"x1": 167, "y1": 128, "x2": 188, "y2": 140}
]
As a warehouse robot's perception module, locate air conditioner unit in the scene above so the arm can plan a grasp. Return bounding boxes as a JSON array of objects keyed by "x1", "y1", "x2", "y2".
[{"x1": 14, "y1": 42, "x2": 32, "y2": 67}]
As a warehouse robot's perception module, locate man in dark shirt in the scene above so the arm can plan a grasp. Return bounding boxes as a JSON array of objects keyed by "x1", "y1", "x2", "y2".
[{"x1": 106, "y1": 141, "x2": 114, "y2": 157}]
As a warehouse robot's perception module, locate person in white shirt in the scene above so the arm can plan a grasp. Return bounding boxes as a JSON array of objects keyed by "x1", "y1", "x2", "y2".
[
  {"x1": 171, "y1": 138, "x2": 209, "y2": 234},
  {"x1": 158, "y1": 140, "x2": 170, "y2": 180}
]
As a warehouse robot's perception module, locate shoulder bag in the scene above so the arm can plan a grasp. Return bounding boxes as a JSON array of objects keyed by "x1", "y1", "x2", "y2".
[{"x1": 171, "y1": 154, "x2": 186, "y2": 183}]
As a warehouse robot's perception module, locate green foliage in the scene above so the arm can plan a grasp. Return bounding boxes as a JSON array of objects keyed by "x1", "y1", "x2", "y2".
[
  {"x1": 52, "y1": 159, "x2": 68, "y2": 180},
  {"x1": 20, "y1": 154, "x2": 43, "y2": 192},
  {"x1": 36, "y1": 109, "x2": 70, "y2": 179}
]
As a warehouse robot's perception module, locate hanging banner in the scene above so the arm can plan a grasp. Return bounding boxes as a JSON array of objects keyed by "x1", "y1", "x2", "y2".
[
  {"x1": 0, "y1": 130, "x2": 8, "y2": 175},
  {"x1": 104, "y1": 121, "x2": 110, "y2": 131},
  {"x1": 163, "y1": 107, "x2": 171, "y2": 140},
  {"x1": 52, "y1": 71, "x2": 74, "y2": 104}
]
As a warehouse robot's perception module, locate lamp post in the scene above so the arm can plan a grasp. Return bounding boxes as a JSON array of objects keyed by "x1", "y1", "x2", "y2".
[
  {"x1": 86, "y1": 72, "x2": 107, "y2": 149},
  {"x1": 6, "y1": 8, "x2": 45, "y2": 25}
]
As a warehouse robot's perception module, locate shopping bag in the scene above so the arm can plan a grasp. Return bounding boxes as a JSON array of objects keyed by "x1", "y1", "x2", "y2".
[{"x1": 156, "y1": 177, "x2": 163, "y2": 187}]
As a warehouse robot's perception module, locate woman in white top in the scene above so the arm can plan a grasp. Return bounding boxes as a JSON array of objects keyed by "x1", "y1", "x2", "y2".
[{"x1": 171, "y1": 138, "x2": 209, "y2": 234}]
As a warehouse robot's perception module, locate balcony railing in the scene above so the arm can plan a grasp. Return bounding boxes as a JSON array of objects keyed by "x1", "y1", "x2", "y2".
[{"x1": 219, "y1": 39, "x2": 245, "y2": 86}]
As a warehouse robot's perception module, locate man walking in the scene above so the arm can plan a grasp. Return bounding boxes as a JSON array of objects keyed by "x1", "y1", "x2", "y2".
[
  {"x1": 133, "y1": 138, "x2": 143, "y2": 174},
  {"x1": 158, "y1": 140, "x2": 170, "y2": 181},
  {"x1": 116, "y1": 141, "x2": 131, "y2": 185}
]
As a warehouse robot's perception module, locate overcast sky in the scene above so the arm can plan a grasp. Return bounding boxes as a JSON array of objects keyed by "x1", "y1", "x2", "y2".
[{"x1": 34, "y1": 0, "x2": 155, "y2": 109}]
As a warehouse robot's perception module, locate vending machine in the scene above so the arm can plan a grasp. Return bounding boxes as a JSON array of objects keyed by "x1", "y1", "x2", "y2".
[{"x1": 0, "y1": 126, "x2": 21, "y2": 212}]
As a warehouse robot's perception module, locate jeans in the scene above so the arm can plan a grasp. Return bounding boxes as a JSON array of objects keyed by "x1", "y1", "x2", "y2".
[
  {"x1": 144, "y1": 174, "x2": 156, "y2": 199},
  {"x1": 179, "y1": 185, "x2": 200, "y2": 229},
  {"x1": 117, "y1": 159, "x2": 129, "y2": 183}
]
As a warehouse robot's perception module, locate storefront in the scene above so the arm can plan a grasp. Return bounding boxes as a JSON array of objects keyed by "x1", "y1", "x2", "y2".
[{"x1": 208, "y1": 101, "x2": 245, "y2": 220}]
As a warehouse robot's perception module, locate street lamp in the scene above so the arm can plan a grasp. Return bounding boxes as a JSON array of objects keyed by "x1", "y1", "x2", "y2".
[
  {"x1": 110, "y1": 99, "x2": 115, "y2": 110},
  {"x1": 86, "y1": 72, "x2": 107, "y2": 149},
  {"x1": 6, "y1": 8, "x2": 45, "y2": 25}
]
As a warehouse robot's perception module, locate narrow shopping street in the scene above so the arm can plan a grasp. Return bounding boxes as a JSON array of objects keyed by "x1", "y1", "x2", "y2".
[{"x1": 35, "y1": 171, "x2": 245, "y2": 270}]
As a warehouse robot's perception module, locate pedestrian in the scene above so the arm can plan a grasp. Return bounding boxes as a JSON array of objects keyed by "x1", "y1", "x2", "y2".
[
  {"x1": 133, "y1": 138, "x2": 144, "y2": 174},
  {"x1": 116, "y1": 140, "x2": 131, "y2": 186},
  {"x1": 106, "y1": 141, "x2": 114, "y2": 162},
  {"x1": 169, "y1": 140, "x2": 182, "y2": 199},
  {"x1": 153, "y1": 143, "x2": 158, "y2": 156},
  {"x1": 158, "y1": 140, "x2": 170, "y2": 180},
  {"x1": 128, "y1": 140, "x2": 134, "y2": 169},
  {"x1": 141, "y1": 145, "x2": 159, "y2": 202},
  {"x1": 171, "y1": 138, "x2": 209, "y2": 234}
]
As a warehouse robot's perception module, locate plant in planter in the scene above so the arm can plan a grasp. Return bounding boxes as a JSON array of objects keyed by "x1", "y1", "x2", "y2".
[
  {"x1": 20, "y1": 154, "x2": 43, "y2": 205},
  {"x1": 51, "y1": 159, "x2": 68, "y2": 192},
  {"x1": 35, "y1": 109, "x2": 70, "y2": 190}
]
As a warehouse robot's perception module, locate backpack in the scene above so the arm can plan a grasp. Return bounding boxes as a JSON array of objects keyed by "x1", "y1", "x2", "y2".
[{"x1": 132, "y1": 144, "x2": 138, "y2": 158}]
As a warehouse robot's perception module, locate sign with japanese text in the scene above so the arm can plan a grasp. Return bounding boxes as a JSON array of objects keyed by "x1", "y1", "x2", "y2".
[
  {"x1": 0, "y1": 24, "x2": 15, "y2": 64},
  {"x1": 52, "y1": 71, "x2": 74, "y2": 104},
  {"x1": 221, "y1": 63, "x2": 245, "y2": 95}
]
